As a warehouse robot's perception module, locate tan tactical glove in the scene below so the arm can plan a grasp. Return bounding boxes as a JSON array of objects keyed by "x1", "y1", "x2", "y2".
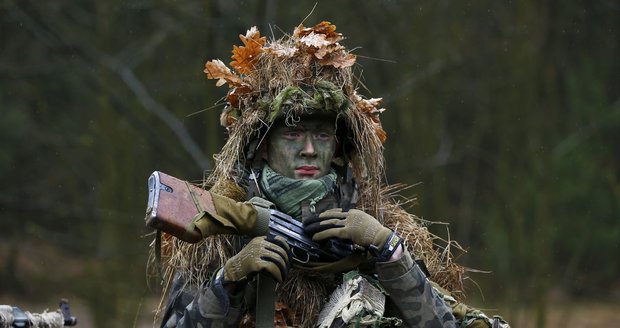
[
  {"x1": 190, "y1": 194, "x2": 271, "y2": 239},
  {"x1": 304, "y1": 208, "x2": 402, "y2": 261},
  {"x1": 223, "y1": 235, "x2": 291, "y2": 283}
]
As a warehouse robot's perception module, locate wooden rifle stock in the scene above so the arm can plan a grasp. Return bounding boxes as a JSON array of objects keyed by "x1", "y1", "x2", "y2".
[{"x1": 145, "y1": 171, "x2": 206, "y2": 243}]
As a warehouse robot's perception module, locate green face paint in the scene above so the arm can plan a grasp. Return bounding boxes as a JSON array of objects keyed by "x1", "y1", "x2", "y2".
[{"x1": 266, "y1": 116, "x2": 337, "y2": 180}]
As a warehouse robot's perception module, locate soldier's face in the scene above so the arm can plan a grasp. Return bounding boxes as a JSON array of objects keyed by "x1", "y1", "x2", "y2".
[{"x1": 265, "y1": 116, "x2": 337, "y2": 180}]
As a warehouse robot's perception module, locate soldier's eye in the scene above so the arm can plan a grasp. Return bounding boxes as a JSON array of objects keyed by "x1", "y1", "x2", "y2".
[
  {"x1": 314, "y1": 132, "x2": 332, "y2": 141},
  {"x1": 284, "y1": 131, "x2": 302, "y2": 139}
]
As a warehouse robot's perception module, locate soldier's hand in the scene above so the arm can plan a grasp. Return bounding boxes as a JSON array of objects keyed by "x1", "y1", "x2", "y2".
[
  {"x1": 304, "y1": 208, "x2": 390, "y2": 248},
  {"x1": 223, "y1": 235, "x2": 291, "y2": 283},
  {"x1": 305, "y1": 208, "x2": 403, "y2": 261}
]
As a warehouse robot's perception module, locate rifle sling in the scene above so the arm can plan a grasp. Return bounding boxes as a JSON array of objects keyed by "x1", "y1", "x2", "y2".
[
  {"x1": 156, "y1": 229, "x2": 163, "y2": 281},
  {"x1": 255, "y1": 273, "x2": 277, "y2": 327}
]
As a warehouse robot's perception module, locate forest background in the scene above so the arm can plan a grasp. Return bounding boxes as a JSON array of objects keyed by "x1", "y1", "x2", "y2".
[{"x1": 1, "y1": 1, "x2": 618, "y2": 327}]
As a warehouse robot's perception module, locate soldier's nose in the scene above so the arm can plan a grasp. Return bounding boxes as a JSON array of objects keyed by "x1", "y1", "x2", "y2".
[{"x1": 300, "y1": 136, "x2": 316, "y2": 157}]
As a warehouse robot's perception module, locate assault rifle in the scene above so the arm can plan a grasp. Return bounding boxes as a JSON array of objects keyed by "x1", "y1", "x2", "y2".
[
  {"x1": 0, "y1": 299, "x2": 77, "y2": 328},
  {"x1": 267, "y1": 208, "x2": 355, "y2": 263},
  {"x1": 145, "y1": 171, "x2": 357, "y2": 263}
]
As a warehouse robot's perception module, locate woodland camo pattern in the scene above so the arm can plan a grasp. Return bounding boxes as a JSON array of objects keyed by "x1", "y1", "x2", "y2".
[
  {"x1": 161, "y1": 250, "x2": 462, "y2": 327},
  {"x1": 375, "y1": 250, "x2": 456, "y2": 327}
]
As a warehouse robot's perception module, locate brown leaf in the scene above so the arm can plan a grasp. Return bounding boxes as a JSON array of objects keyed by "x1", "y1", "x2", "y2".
[
  {"x1": 292, "y1": 23, "x2": 308, "y2": 38},
  {"x1": 366, "y1": 97, "x2": 383, "y2": 109},
  {"x1": 226, "y1": 85, "x2": 252, "y2": 108},
  {"x1": 230, "y1": 26, "x2": 266, "y2": 75},
  {"x1": 356, "y1": 96, "x2": 383, "y2": 113},
  {"x1": 314, "y1": 43, "x2": 345, "y2": 60},
  {"x1": 298, "y1": 32, "x2": 331, "y2": 48},
  {"x1": 354, "y1": 94, "x2": 387, "y2": 142},
  {"x1": 239, "y1": 26, "x2": 266, "y2": 47},
  {"x1": 204, "y1": 59, "x2": 243, "y2": 87},
  {"x1": 264, "y1": 43, "x2": 298, "y2": 58},
  {"x1": 294, "y1": 21, "x2": 342, "y2": 43},
  {"x1": 319, "y1": 51, "x2": 356, "y2": 68},
  {"x1": 370, "y1": 107, "x2": 387, "y2": 122}
]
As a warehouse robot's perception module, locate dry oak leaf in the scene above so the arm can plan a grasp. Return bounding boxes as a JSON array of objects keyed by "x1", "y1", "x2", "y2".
[
  {"x1": 356, "y1": 96, "x2": 384, "y2": 114},
  {"x1": 298, "y1": 31, "x2": 332, "y2": 49},
  {"x1": 354, "y1": 94, "x2": 387, "y2": 143},
  {"x1": 230, "y1": 26, "x2": 266, "y2": 75},
  {"x1": 226, "y1": 85, "x2": 253, "y2": 108},
  {"x1": 264, "y1": 43, "x2": 298, "y2": 58},
  {"x1": 204, "y1": 59, "x2": 243, "y2": 87},
  {"x1": 319, "y1": 51, "x2": 356, "y2": 68},
  {"x1": 314, "y1": 43, "x2": 345, "y2": 60},
  {"x1": 293, "y1": 21, "x2": 342, "y2": 43}
]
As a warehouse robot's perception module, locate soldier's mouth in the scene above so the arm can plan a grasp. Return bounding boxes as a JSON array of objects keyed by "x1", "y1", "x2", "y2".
[{"x1": 295, "y1": 166, "x2": 319, "y2": 177}]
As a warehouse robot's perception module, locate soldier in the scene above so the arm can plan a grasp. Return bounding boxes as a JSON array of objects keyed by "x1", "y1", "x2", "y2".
[{"x1": 155, "y1": 22, "x2": 509, "y2": 328}]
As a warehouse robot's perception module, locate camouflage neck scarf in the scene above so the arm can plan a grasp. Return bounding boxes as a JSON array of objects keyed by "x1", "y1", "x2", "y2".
[{"x1": 260, "y1": 164, "x2": 337, "y2": 220}]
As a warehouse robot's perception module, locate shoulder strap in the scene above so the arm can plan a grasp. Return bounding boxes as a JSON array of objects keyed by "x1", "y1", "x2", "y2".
[
  {"x1": 255, "y1": 273, "x2": 277, "y2": 327},
  {"x1": 245, "y1": 169, "x2": 277, "y2": 327}
]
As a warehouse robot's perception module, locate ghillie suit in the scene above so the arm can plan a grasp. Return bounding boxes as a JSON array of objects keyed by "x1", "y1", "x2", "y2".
[{"x1": 151, "y1": 22, "x2": 479, "y2": 327}]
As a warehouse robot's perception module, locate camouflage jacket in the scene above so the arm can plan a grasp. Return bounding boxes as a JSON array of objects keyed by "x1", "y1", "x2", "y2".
[{"x1": 160, "y1": 249, "x2": 458, "y2": 328}]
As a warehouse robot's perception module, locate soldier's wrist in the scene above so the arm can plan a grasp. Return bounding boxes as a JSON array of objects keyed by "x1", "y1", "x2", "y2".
[
  {"x1": 217, "y1": 268, "x2": 246, "y2": 295},
  {"x1": 370, "y1": 231, "x2": 403, "y2": 262},
  {"x1": 387, "y1": 244, "x2": 404, "y2": 262},
  {"x1": 221, "y1": 262, "x2": 248, "y2": 285}
]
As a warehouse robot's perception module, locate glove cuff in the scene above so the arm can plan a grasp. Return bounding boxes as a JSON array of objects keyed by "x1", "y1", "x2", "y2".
[
  {"x1": 211, "y1": 268, "x2": 231, "y2": 315},
  {"x1": 248, "y1": 196, "x2": 275, "y2": 236},
  {"x1": 211, "y1": 268, "x2": 246, "y2": 315}
]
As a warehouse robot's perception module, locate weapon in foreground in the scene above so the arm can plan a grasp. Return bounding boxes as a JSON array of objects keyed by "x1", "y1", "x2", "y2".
[
  {"x1": 0, "y1": 299, "x2": 77, "y2": 328},
  {"x1": 267, "y1": 209, "x2": 355, "y2": 263}
]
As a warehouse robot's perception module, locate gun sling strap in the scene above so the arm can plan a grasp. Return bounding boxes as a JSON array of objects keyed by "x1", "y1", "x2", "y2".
[{"x1": 255, "y1": 273, "x2": 277, "y2": 327}]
